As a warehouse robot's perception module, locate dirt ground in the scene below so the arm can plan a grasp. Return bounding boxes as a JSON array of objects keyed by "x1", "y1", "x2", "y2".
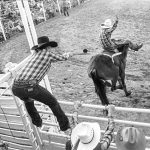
[{"x1": 0, "y1": 0, "x2": 150, "y2": 145}]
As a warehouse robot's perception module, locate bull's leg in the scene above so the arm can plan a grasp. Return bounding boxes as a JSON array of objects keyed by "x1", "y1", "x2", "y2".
[
  {"x1": 116, "y1": 77, "x2": 124, "y2": 89},
  {"x1": 111, "y1": 78, "x2": 117, "y2": 92},
  {"x1": 110, "y1": 65, "x2": 120, "y2": 92},
  {"x1": 119, "y1": 64, "x2": 131, "y2": 96},
  {"x1": 121, "y1": 76, "x2": 131, "y2": 96}
]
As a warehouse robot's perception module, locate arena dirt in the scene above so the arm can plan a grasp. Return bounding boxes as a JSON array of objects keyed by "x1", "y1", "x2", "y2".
[{"x1": 0, "y1": 0, "x2": 150, "y2": 145}]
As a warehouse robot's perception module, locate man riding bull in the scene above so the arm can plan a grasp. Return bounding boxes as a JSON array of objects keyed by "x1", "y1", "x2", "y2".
[
  {"x1": 99, "y1": 16, "x2": 143, "y2": 91},
  {"x1": 100, "y1": 16, "x2": 143, "y2": 54}
]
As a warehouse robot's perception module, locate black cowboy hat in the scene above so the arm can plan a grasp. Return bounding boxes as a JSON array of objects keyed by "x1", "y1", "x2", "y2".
[{"x1": 31, "y1": 36, "x2": 58, "y2": 50}]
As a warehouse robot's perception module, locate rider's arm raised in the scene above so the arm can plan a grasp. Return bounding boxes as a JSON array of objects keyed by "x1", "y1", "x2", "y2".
[
  {"x1": 99, "y1": 117, "x2": 115, "y2": 150},
  {"x1": 108, "y1": 17, "x2": 118, "y2": 33},
  {"x1": 93, "y1": 105, "x2": 115, "y2": 150}
]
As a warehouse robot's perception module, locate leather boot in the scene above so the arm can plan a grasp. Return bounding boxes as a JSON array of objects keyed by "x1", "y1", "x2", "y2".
[{"x1": 129, "y1": 43, "x2": 143, "y2": 51}]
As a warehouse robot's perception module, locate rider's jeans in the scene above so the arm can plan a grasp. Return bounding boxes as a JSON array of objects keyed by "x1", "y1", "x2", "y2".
[{"x1": 12, "y1": 83, "x2": 70, "y2": 131}]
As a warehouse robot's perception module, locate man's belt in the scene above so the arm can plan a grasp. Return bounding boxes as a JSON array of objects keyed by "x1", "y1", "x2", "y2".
[{"x1": 13, "y1": 79, "x2": 37, "y2": 88}]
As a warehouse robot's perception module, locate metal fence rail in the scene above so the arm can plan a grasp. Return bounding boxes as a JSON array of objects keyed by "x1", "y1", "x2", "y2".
[
  {"x1": 0, "y1": 77, "x2": 150, "y2": 149},
  {"x1": 59, "y1": 100, "x2": 150, "y2": 113},
  {"x1": 38, "y1": 100, "x2": 150, "y2": 149}
]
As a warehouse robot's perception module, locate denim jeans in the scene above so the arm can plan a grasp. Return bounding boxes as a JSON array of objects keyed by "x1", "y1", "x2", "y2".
[{"x1": 12, "y1": 83, "x2": 70, "y2": 131}]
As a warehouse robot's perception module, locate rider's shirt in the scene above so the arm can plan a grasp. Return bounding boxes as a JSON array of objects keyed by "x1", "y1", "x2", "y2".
[
  {"x1": 15, "y1": 48, "x2": 68, "y2": 83},
  {"x1": 100, "y1": 20, "x2": 118, "y2": 52}
]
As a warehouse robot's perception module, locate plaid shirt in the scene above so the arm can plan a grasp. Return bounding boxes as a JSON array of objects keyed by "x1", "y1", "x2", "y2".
[
  {"x1": 100, "y1": 20, "x2": 118, "y2": 52},
  {"x1": 15, "y1": 48, "x2": 68, "y2": 83},
  {"x1": 93, "y1": 116, "x2": 115, "y2": 150}
]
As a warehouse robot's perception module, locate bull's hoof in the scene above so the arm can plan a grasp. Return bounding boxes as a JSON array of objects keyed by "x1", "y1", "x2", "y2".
[
  {"x1": 125, "y1": 91, "x2": 131, "y2": 96},
  {"x1": 111, "y1": 86, "x2": 116, "y2": 92}
]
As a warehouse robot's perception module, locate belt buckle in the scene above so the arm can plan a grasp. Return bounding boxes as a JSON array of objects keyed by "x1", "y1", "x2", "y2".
[
  {"x1": 29, "y1": 80, "x2": 36, "y2": 85},
  {"x1": 27, "y1": 88, "x2": 34, "y2": 92}
]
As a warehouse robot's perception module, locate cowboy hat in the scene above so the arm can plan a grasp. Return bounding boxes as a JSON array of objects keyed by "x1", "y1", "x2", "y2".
[
  {"x1": 116, "y1": 127, "x2": 146, "y2": 150},
  {"x1": 71, "y1": 122, "x2": 101, "y2": 150},
  {"x1": 31, "y1": 36, "x2": 58, "y2": 50},
  {"x1": 101, "y1": 19, "x2": 112, "y2": 29}
]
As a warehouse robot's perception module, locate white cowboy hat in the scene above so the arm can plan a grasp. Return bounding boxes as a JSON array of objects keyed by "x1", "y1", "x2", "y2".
[
  {"x1": 71, "y1": 122, "x2": 101, "y2": 150},
  {"x1": 101, "y1": 19, "x2": 112, "y2": 29},
  {"x1": 116, "y1": 127, "x2": 146, "y2": 150}
]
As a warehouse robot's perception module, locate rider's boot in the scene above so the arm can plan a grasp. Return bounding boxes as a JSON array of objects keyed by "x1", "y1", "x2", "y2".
[
  {"x1": 115, "y1": 39, "x2": 143, "y2": 51},
  {"x1": 129, "y1": 43, "x2": 143, "y2": 51}
]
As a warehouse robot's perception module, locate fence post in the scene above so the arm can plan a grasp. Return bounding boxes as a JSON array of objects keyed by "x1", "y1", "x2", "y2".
[
  {"x1": 0, "y1": 18, "x2": 6, "y2": 41},
  {"x1": 69, "y1": 0, "x2": 72, "y2": 8},
  {"x1": 77, "y1": 0, "x2": 80, "y2": 5},
  {"x1": 41, "y1": 1, "x2": 46, "y2": 21},
  {"x1": 56, "y1": 0, "x2": 61, "y2": 14},
  {"x1": 16, "y1": 0, "x2": 37, "y2": 49}
]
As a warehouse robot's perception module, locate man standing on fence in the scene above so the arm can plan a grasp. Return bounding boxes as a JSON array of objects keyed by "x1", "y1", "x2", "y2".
[
  {"x1": 62, "y1": 0, "x2": 69, "y2": 16},
  {"x1": 12, "y1": 36, "x2": 72, "y2": 133}
]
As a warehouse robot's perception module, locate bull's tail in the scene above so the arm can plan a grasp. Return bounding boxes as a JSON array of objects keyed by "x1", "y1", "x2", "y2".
[{"x1": 90, "y1": 69, "x2": 109, "y2": 105}]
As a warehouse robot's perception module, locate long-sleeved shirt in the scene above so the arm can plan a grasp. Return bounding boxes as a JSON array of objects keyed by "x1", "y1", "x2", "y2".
[
  {"x1": 15, "y1": 48, "x2": 68, "y2": 83},
  {"x1": 100, "y1": 20, "x2": 118, "y2": 52},
  {"x1": 93, "y1": 116, "x2": 115, "y2": 150}
]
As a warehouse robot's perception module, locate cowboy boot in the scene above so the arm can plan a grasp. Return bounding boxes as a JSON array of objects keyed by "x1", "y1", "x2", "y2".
[{"x1": 129, "y1": 43, "x2": 143, "y2": 51}]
